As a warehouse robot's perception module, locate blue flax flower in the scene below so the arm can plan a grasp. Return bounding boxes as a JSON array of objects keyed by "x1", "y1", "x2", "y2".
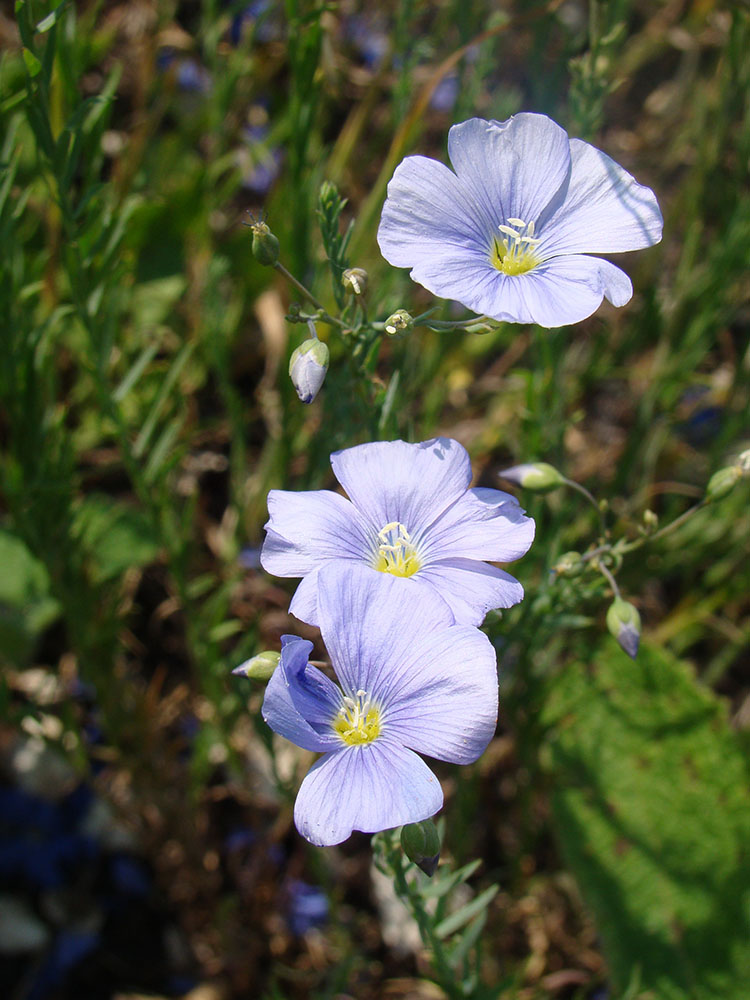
[
  {"x1": 261, "y1": 437, "x2": 534, "y2": 627},
  {"x1": 260, "y1": 564, "x2": 498, "y2": 846},
  {"x1": 378, "y1": 113, "x2": 663, "y2": 327}
]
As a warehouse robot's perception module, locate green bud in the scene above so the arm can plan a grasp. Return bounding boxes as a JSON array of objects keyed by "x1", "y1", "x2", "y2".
[
  {"x1": 342, "y1": 267, "x2": 368, "y2": 296},
  {"x1": 400, "y1": 819, "x2": 441, "y2": 877},
  {"x1": 500, "y1": 462, "x2": 565, "y2": 492},
  {"x1": 250, "y1": 220, "x2": 280, "y2": 266},
  {"x1": 384, "y1": 309, "x2": 414, "y2": 336},
  {"x1": 606, "y1": 598, "x2": 641, "y2": 659},
  {"x1": 553, "y1": 551, "x2": 582, "y2": 576},
  {"x1": 706, "y1": 465, "x2": 743, "y2": 501},
  {"x1": 232, "y1": 650, "x2": 280, "y2": 681},
  {"x1": 289, "y1": 338, "x2": 329, "y2": 404}
]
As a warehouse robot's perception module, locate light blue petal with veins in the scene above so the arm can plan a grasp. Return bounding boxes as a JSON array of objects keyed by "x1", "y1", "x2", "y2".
[
  {"x1": 293, "y1": 739, "x2": 443, "y2": 846},
  {"x1": 423, "y1": 488, "x2": 535, "y2": 563},
  {"x1": 447, "y1": 115, "x2": 572, "y2": 229},
  {"x1": 330, "y1": 438, "x2": 472, "y2": 534},
  {"x1": 315, "y1": 563, "x2": 455, "y2": 699},
  {"x1": 381, "y1": 624, "x2": 498, "y2": 764},
  {"x1": 417, "y1": 558, "x2": 525, "y2": 625},
  {"x1": 261, "y1": 489, "x2": 371, "y2": 577},
  {"x1": 538, "y1": 138, "x2": 663, "y2": 255},
  {"x1": 262, "y1": 636, "x2": 340, "y2": 753}
]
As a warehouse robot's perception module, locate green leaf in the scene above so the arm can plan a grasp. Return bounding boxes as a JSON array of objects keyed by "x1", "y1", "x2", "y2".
[
  {"x1": 0, "y1": 529, "x2": 60, "y2": 665},
  {"x1": 36, "y1": 1, "x2": 69, "y2": 33},
  {"x1": 434, "y1": 884, "x2": 498, "y2": 940},
  {"x1": 541, "y1": 641, "x2": 750, "y2": 1000},
  {"x1": 74, "y1": 495, "x2": 161, "y2": 583},
  {"x1": 22, "y1": 47, "x2": 41, "y2": 77}
]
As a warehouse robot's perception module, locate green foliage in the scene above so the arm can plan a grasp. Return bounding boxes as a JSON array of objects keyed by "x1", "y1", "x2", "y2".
[{"x1": 541, "y1": 642, "x2": 750, "y2": 999}]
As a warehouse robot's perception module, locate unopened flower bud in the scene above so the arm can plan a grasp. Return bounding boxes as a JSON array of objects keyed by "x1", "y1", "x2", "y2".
[
  {"x1": 250, "y1": 220, "x2": 280, "y2": 266},
  {"x1": 553, "y1": 551, "x2": 582, "y2": 576},
  {"x1": 384, "y1": 309, "x2": 414, "y2": 336},
  {"x1": 342, "y1": 267, "x2": 368, "y2": 296},
  {"x1": 289, "y1": 338, "x2": 329, "y2": 404},
  {"x1": 606, "y1": 598, "x2": 641, "y2": 659},
  {"x1": 706, "y1": 465, "x2": 743, "y2": 501},
  {"x1": 643, "y1": 509, "x2": 658, "y2": 530},
  {"x1": 232, "y1": 650, "x2": 280, "y2": 681},
  {"x1": 500, "y1": 462, "x2": 565, "y2": 492},
  {"x1": 400, "y1": 819, "x2": 441, "y2": 877}
]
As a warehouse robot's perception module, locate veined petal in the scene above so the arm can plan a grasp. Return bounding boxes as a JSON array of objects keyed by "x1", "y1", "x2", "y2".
[
  {"x1": 382, "y1": 625, "x2": 498, "y2": 764},
  {"x1": 330, "y1": 438, "x2": 472, "y2": 534},
  {"x1": 293, "y1": 740, "x2": 443, "y2": 846},
  {"x1": 316, "y1": 563, "x2": 454, "y2": 698},
  {"x1": 539, "y1": 138, "x2": 663, "y2": 256},
  {"x1": 261, "y1": 489, "x2": 371, "y2": 577},
  {"x1": 262, "y1": 637, "x2": 340, "y2": 753},
  {"x1": 448, "y1": 115, "x2": 571, "y2": 229},
  {"x1": 488, "y1": 254, "x2": 634, "y2": 329},
  {"x1": 417, "y1": 558, "x2": 525, "y2": 625},
  {"x1": 377, "y1": 154, "x2": 494, "y2": 267},
  {"x1": 424, "y1": 488, "x2": 535, "y2": 563},
  {"x1": 288, "y1": 569, "x2": 323, "y2": 626}
]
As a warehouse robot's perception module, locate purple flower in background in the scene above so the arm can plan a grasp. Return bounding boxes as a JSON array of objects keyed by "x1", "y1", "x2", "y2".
[
  {"x1": 261, "y1": 437, "x2": 534, "y2": 627},
  {"x1": 259, "y1": 564, "x2": 498, "y2": 846},
  {"x1": 286, "y1": 879, "x2": 329, "y2": 934},
  {"x1": 378, "y1": 113, "x2": 663, "y2": 327}
]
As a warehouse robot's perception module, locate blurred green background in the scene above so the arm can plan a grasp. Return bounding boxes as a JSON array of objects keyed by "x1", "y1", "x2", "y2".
[{"x1": 1, "y1": 1, "x2": 749, "y2": 998}]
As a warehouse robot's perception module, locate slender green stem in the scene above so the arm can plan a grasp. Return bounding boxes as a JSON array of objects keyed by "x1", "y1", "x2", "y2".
[
  {"x1": 564, "y1": 476, "x2": 607, "y2": 536},
  {"x1": 274, "y1": 261, "x2": 348, "y2": 329}
]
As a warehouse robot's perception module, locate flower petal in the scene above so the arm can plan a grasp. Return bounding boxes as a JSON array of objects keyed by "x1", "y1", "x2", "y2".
[
  {"x1": 424, "y1": 488, "x2": 535, "y2": 563},
  {"x1": 293, "y1": 740, "x2": 443, "y2": 846},
  {"x1": 316, "y1": 563, "x2": 455, "y2": 698},
  {"x1": 486, "y1": 254, "x2": 634, "y2": 328},
  {"x1": 539, "y1": 138, "x2": 663, "y2": 256},
  {"x1": 416, "y1": 558, "x2": 525, "y2": 625},
  {"x1": 447, "y1": 115, "x2": 572, "y2": 228},
  {"x1": 330, "y1": 438, "x2": 472, "y2": 533},
  {"x1": 382, "y1": 625, "x2": 498, "y2": 764},
  {"x1": 377, "y1": 154, "x2": 495, "y2": 267},
  {"x1": 262, "y1": 637, "x2": 340, "y2": 753},
  {"x1": 261, "y1": 489, "x2": 371, "y2": 577},
  {"x1": 288, "y1": 569, "x2": 323, "y2": 625}
]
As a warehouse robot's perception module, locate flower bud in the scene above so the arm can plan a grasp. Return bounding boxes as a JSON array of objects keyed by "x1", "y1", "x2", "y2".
[
  {"x1": 342, "y1": 267, "x2": 368, "y2": 296},
  {"x1": 232, "y1": 650, "x2": 280, "y2": 681},
  {"x1": 606, "y1": 598, "x2": 641, "y2": 659},
  {"x1": 400, "y1": 819, "x2": 441, "y2": 877},
  {"x1": 384, "y1": 309, "x2": 414, "y2": 336},
  {"x1": 553, "y1": 551, "x2": 582, "y2": 576},
  {"x1": 706, "y1": 465, "x2": 743, "y2": 501},
  {"x1": 289, "y1": 338, "x2": 329, "y2": 404},
  {"x1": 500, "y1": 462, "x2": 565, "y2": 492},
  {"x1": 250, "y1": 220, "x2": 280, "y2": 266}
]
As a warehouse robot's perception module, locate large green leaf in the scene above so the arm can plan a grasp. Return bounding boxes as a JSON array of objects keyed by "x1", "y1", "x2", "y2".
[
  {"x1": 0, "y1": 528, "x2": 60, "y2": 665},
  {"x1": 74, "y1": 494, "x2": 161, "y2": 583},
  {"x1": 541, "y1": 642, "x2": 750, "y2": 1000}
]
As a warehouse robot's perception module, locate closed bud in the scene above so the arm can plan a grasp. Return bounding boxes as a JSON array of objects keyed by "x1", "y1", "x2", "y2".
[
  {"x1": 289, "y1": 338, "x2": 329, "y2": 404},
  {"x1": 400, "y1": 819, "x2": 441, "y2": 877},
  {"x1": 250, "y1": 220, "x2": 280, "y2": 266},
  {"x1": 553, "y1": 551, "x2": 582, "y2": 576},
  {"x1": 706, "y1": 465, "x2": 742, "y2": 501},
  {"x1": 342, "y1": 267, "x2": 368, "y2": 296},
  {"x1": 606, "y1": 598, "x2": 641, "y2": 659},
  {"x1": 384, "y1": 309, "x2": 414, "y2": 336},
  {"x1": 500, "y1": 462, "x2": 565, "y2": 492},
  {"x1": 232, "y1": 650, "x2": 280, "y2": 681}
]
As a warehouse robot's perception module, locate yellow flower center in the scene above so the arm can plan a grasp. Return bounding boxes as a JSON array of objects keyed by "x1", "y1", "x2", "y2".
[
  {"x1": 333, "y1": 690, "x2": 381, "y2": 746},
  {"x1": 373, "y1": 521, "x2": 421, "y2": 577},
  {"x1": 490, "y1": 217, "x2": 542, "y2": 276}
]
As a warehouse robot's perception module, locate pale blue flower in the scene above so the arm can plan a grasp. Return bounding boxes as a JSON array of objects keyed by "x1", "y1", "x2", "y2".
[
  {"x1": 261, "y1": 437, "x2": 535, "y2": 627},
  {"x1": 260, "y1": 564, "x2": 498, "y2": 846},
  {"x1": 377, "y1": 113, "x2": 663, "y2": 328}
]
